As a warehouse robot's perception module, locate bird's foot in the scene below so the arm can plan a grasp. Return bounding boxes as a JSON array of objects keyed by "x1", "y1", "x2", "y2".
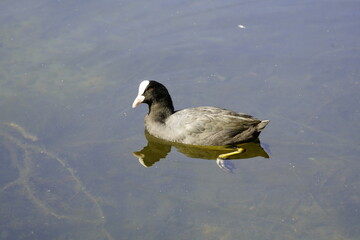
[{"x1": 216, "y1": 148, "x2": 245, "y2": 173}]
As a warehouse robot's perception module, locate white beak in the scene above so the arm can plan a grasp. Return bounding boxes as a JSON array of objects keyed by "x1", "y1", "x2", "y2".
[{"x1": 132, "y1": 95, "x2": 145, "y2": 108}]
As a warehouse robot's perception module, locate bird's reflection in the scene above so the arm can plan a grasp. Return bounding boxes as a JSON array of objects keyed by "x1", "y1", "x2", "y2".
[{"x1": 133, "y1": 131, "x2": 269, "y2": 172}]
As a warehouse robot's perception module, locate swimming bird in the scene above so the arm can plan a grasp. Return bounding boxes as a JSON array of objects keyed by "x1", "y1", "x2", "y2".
[{"x1": 132, "y1": 80, "x2": 269, "y2": 146}]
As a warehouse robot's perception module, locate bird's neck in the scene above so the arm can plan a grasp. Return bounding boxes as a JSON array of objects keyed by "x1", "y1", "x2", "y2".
[{"x1": 147, "y1": 100, "x2": 174, "y2": 123}]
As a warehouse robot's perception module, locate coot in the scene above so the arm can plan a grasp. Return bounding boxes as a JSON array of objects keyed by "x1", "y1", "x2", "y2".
[{"x1": 132, "y1": 80, "x2": 269, "y2": 146}]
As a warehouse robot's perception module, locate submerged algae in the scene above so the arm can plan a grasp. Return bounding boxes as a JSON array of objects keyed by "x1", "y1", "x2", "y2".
[{"x1": 0, "y1": 122, "x2": 113, "y2": 240}]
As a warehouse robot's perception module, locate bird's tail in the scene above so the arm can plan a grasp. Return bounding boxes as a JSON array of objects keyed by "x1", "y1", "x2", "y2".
[{"x1": 257, "y1": 120, "x2": 270, "y2": 131}]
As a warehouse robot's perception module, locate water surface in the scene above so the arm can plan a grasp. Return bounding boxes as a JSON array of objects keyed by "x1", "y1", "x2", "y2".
[{"x1": 0, "y1": 0, "x2": 359, "y2": 239}]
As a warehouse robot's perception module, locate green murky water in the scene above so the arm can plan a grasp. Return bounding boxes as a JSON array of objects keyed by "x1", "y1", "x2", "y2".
[{"x1": 1, "y1": 0, "x2": 359, "y2": 239}]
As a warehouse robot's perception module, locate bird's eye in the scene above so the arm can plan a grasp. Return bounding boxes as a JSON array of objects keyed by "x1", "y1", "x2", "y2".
[{"x1": 146, "y1": 87, "x2": 154, "y2": 92}]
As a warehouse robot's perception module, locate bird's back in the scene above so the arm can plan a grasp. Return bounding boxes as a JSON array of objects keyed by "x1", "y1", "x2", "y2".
[{"x1": 146, "y1": 106, "x2": 268, "y2": 146}]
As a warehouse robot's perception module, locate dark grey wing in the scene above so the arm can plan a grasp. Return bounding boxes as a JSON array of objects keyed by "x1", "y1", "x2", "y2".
[{"x1": 166, "y1": 107, "x2": 261, "y2": 145}]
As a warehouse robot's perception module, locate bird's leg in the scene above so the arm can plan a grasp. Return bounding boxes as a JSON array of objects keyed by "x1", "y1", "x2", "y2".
[
  {"x1": 216, "y1": 148, "x2": 245, "y2": 172},
  {"x1": 216, "y1": 158, "x2": 235, "y2": 173},
  {"x1": 217, "y1": 147, "x2": 245, "y2": 160}
]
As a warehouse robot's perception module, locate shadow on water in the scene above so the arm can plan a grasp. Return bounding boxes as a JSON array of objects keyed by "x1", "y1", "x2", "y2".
[{"x1": 133, "y1": 130, "x2": 269, "y2": 173}]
